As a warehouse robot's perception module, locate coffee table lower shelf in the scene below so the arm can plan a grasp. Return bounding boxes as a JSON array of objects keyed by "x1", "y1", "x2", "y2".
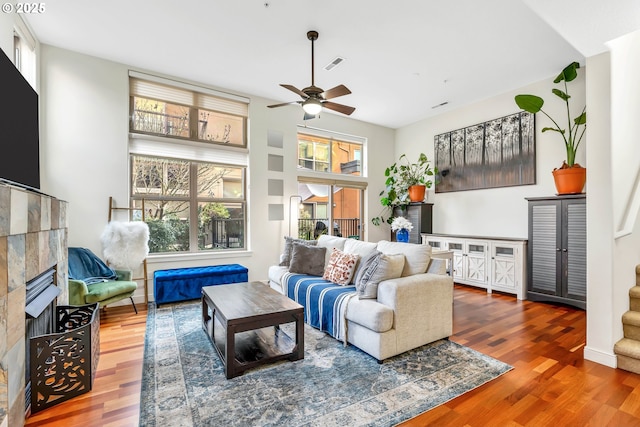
[{"x1": 201, "y1": 282, "x2": 304, "y2": 379}]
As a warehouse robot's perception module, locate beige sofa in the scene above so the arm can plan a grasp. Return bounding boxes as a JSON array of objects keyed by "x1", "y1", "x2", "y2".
[{"x1": 268, "y1": 235, "x2": 454, "y2": 361}]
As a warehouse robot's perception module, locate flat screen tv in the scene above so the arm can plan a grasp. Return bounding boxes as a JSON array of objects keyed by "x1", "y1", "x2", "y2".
[{"x1": 0, "y1": 46, "x2": 40, "y2": 190}]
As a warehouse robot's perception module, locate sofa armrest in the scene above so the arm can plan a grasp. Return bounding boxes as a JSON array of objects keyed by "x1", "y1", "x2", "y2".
[
  {"x1": 115, "y1": 269, "x2": 133, "y2": 281},
  {"x1": 68, "y1": 279, "x2": 89, "y2": 305},
  {"x1": 376, "y1": 273, "x2": 453, "y2": 349}
]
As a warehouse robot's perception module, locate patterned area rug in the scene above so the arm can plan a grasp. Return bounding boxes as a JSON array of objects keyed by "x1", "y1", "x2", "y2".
[{"x1": 139, "y1": 302, "x2": 512, "y2": 427}]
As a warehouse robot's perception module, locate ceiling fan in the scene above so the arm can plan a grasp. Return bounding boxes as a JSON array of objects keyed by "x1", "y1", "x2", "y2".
[{"x1": 267, "y1": 30, "x2": 355, "y2": 119}]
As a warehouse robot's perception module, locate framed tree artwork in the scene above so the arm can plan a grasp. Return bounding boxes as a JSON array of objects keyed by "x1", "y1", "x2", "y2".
[{"x1": 435, "y1": 111, "x2": 535, "y2": 193}]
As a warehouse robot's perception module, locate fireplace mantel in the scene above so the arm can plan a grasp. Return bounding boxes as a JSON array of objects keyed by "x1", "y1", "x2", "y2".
[{"x1": 0, "y1": 182, "x2": 68, "y2": 427}]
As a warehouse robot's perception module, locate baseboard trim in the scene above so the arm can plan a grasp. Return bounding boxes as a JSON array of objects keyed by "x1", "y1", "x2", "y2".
[{"x1": 584, "y1": 345, "x2": 617, "y2": 368}]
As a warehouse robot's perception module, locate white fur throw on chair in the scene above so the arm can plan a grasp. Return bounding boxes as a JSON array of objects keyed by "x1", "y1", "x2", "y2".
[{"x1": 101, "y1": 221, "x2": 150, "y2": 271}]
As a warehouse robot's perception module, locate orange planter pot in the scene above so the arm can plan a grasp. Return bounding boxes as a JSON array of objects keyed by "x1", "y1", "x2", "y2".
[
  {"x1": 552, "y1": 166, "x2": 586, "y2": 194},
  {"x1": 408, "y1": 185, "x2": 426, "y2": 202}
]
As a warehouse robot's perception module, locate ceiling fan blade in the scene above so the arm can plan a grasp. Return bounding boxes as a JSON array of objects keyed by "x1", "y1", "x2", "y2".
[
  {"x1": 267, "y1": 101, "x2": 298, "y2": 108},
  {"x1": 322, "y1": 101, "x2": 356, "y2": 116},
  {"x1": 281, "y1": 84, "x2": 308, "y2": 99},
  {"x1": 322, "y1": 84, "x2": 351, "y2": 100}
]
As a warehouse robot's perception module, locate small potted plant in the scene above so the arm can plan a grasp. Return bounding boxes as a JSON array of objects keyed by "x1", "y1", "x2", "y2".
[
  {"x1": 371, "y1": 153, "x2": 437, "y2": 226},
  {"x1": 515, "y1": 61, "x2": 586, "y2": 194}
]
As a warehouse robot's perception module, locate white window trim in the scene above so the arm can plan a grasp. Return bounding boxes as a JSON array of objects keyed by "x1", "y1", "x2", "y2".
[
  {"x1": 129, "y1": 70, "x2": 250, "y2": 105},
  {"x1": 129, "y1": 133, "x2": 248, "y2": 167}
]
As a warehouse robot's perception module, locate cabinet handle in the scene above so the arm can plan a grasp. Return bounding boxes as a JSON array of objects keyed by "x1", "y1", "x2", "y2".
[
  {"x1": 556, "y1": 248, "x2": 561, "y2": 251},
  {"x1": 562, "y1": 248, "x2": 567, "y2": 252}
]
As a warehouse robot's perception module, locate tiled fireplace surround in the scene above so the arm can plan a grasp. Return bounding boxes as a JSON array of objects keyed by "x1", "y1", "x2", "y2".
[{"x1": 0, "y1": 182, "x2": 68, "y2": 427}]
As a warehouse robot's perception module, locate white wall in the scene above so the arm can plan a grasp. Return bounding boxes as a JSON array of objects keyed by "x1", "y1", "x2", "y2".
[
  {"x1": 38, "y1": 45, "x2": 395, "y2": 304},
  {"x1": 594, "y1": 29, "x2": 640, "y2": 366},
  {"x1": 395, "y1": 70, "x2": 587, "y2": 239},
  {"x1": 584, "y1": 52, "x2": 615, "y2": 366}
]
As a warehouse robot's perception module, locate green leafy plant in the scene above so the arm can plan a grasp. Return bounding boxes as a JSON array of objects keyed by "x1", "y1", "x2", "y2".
[
  {"x1": 371, "y1": 152, "x2": 437, "y2": 226},
  {"x1": 515, "y1": 61, "x2": 586, "y2": 168}
]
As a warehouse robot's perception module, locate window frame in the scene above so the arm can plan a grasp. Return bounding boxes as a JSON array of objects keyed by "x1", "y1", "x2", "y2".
[
  {"x1": 128, "y1": 72, "x2": 250, "y2": 256},
  {"x1": 296, "y1": 126, "x2": 368, "y2": 240},
  {"x1": 129, "y1": 72, "x2": 249, "y2": 149}
]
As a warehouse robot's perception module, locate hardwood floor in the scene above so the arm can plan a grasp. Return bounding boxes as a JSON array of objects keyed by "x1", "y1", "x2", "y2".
[
  {"x1": 24, "y1": 285, "x2": 640, "y2": 427},
  {"x1": 25, "y1": 305, "x2": 148, "y2": 427}
]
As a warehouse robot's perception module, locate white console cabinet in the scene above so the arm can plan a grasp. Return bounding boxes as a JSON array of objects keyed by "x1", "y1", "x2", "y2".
[{"x1": 422, "y1": 233, "x2": 527, "y2": 299}]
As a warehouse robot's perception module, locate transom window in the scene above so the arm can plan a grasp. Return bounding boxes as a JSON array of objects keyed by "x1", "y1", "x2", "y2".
[
  {"x1": 130, "y1": 75, "x2": 247, "y2": 147},
  {"x1": 298, "y1": 133, "x2": 362, "y2": 176}
]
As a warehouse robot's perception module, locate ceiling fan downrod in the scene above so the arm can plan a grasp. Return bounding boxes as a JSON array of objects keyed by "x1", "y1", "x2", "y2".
[{"x1": 308, "y1": 30, "x2": 318, "y2": 89}]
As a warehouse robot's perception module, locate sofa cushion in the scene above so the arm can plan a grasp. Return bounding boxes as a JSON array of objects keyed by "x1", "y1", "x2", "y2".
[
  {"x1": 345, "y1": 298, "x2": 394, "y2": 333},
  {"x1": 322, "y1": 248, "x2": 360, "y2": 286},
  {"x1": 268, "y1": 265, "x2": 289, "y2": 287},
  {"x1": 376, "y1": 240, "x2": 432, "y2": 277},
  {"x1": 343, "y1": 238, "x2": 377, "y2": 258},
  {"x1": 279, "y1": 236, "x2": 317, "y2": 267},
  {"x1": 316, "y1": 234, "x2": 348, "y2": 266},
  {"x1": 355, "y1": 252, "x2": 405, "y2": 299},
  {"x1": 289, "y1": 243, "x2": 326, "y2": 276}
]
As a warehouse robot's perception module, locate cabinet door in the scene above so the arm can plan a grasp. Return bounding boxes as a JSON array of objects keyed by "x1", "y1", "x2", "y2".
[
  {"x1": 491, "y1": 243, "x2": 517, "y2": 291},
  {"x1": 529, "y1": 201, "x2": 562, "y2": 296},
  {"x1": 465, "y1": 241, "x2": 488, "y2": 286},
  {"x1": 447, "y1": 240, "x2": 464, "y2": 281},
  {"x1": 563, "y1": 199, "x2": 586, "y2": 301}
]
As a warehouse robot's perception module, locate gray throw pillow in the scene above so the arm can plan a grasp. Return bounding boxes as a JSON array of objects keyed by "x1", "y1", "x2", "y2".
[
  {"x1": 355, "y1": 252, "x2": 405, "y2": 299},
  {"x1": 289, "y1": 243, "x2": 327, "y2": 276},
  {"x1": 280, "y1": 236, "x2": 318, "y2": 267}
]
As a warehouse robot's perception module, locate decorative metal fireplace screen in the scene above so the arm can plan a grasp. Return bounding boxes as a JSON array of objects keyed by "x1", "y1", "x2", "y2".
[{"x1": 29, "y1": 303, "x2": 100, "y2": 413}]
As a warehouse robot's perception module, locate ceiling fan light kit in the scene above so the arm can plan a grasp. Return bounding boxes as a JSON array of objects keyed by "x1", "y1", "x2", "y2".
[
  {"x1": 267, "y1": 30, "x2": 355, "y2": 118},
  {"x1": 302, "y1": 98, "x2": 323, "y2": 115}
]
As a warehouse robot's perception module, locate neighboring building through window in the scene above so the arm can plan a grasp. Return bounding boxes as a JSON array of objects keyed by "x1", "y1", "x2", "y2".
[
  {"x1": 298, "y1": 132, "x2": 361, "y2": 175},
  {"x1": 296, "y1": 129, "x2": 366, "y2": 240},
  {"x1": 129, "y1": 72, "x2": 249, "y2": 254}
]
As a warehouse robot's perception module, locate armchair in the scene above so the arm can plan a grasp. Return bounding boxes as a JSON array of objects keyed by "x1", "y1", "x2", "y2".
[{"x1": 68, "y1": 247, "x2": 138, "y2": 313}]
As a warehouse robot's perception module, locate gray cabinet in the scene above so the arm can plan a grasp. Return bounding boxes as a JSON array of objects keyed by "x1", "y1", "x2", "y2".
[
  {"x1": 392, "y1": 203, "x2": 433, "y2": 244},
  {"x1": 526, "y1": 195, "x2": 586, "y2": 309}
]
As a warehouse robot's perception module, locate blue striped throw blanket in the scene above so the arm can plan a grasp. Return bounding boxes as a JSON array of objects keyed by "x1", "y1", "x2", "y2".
[{"x1": 284, "y1": 273, "x2": 356, "y2": 342}]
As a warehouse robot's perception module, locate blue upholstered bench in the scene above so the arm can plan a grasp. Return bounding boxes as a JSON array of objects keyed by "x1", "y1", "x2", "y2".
[{"x1": 153, "y1": 264, "x2": 248, "y2": 306}]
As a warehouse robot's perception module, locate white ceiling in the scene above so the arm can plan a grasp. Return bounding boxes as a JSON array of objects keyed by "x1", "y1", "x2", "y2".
[{"x1": 24, "y1": 0, "x2": 640, "y2": 129}]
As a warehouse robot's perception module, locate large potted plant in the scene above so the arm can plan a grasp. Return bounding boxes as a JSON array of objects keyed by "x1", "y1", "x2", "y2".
[
  {"x1": 371, "y1": 152, "x2": 437, "y2": 226},
  {"x1": 515, "y1": 61, "x2": 587, "y2": 194}
]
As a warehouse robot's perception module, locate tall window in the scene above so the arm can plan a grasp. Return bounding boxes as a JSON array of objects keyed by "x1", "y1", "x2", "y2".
[
  {"x1": 129, "y1": 72, "x2": 249, "y2": 254},
  {"x1": 13, "y1": 19, "x2": 36, "y2": 88},
  {"x1": 296, "y1": 129, "x2": 366, "y2": 240}
]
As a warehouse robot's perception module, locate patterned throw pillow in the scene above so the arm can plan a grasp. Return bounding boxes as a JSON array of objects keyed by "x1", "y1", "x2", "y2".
[
  {"x1": 322, "y1": 248, "x2": 360, "y2": 286},
  {"x1": 280, "y1": 236, "x2": 318, "y2": 267}
]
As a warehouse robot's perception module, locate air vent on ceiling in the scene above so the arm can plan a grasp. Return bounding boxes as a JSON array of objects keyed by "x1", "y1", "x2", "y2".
[{"x1": 324, "y1": 56, "x2": 345, "y2": 71}]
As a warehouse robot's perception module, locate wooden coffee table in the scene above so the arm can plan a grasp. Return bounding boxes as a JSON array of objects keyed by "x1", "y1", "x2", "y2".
[{"x1": 201, "y1": 281, "x2": 304, "y2": 379}]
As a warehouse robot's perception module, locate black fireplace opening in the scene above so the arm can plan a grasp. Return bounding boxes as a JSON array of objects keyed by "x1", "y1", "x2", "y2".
[{"x1": 24, "y1": 267, "x2": 59, "y2": 413}]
